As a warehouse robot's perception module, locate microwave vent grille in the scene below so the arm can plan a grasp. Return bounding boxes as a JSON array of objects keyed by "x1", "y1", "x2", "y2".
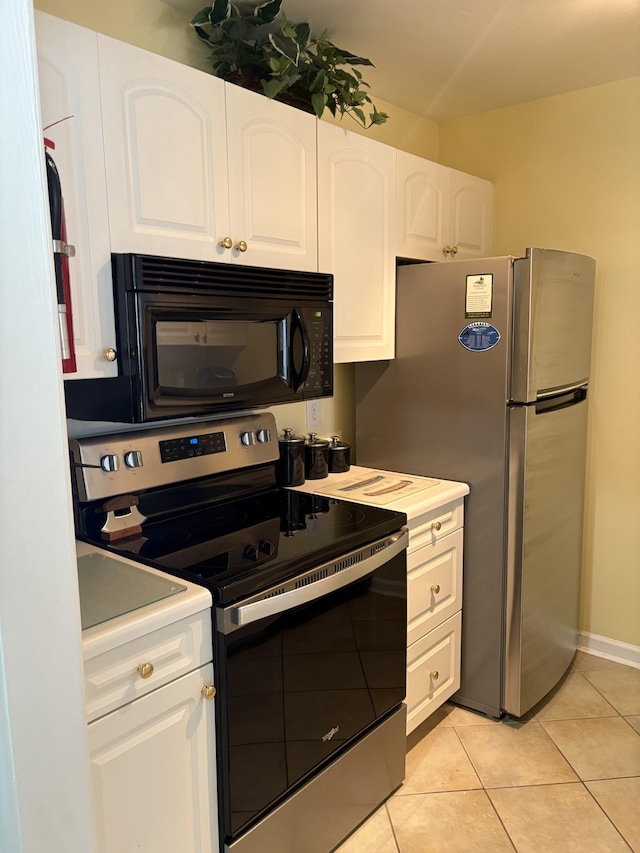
[{"x1": 120, "y1": 254, "x2": 333, "y2": 301}]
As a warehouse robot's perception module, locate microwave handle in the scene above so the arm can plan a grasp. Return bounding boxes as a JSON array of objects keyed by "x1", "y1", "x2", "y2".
[{"x1": 290, "y1": 310, "x2": 310, "y2": 392}]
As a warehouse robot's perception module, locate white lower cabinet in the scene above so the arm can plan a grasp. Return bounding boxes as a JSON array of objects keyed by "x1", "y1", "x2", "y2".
[
  {"x1": 407, "y1": 612, "x2": 462, "y2": 733},
  {"x1": 405, "y1": 499, "x2": 464, "y2": 734},
  {"x1": 88, "y1": 663, "x2": 218, "y2": 853}
]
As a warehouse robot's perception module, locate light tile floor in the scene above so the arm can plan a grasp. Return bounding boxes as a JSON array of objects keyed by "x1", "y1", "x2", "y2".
[{"x1": 337, "y1": 652, "x2": 640, "y2": 852}]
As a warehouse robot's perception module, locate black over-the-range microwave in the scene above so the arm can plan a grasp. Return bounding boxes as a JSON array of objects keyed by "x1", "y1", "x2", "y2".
[{"x1": 64, "y1": 254, "x2": 334, "y2": 423}]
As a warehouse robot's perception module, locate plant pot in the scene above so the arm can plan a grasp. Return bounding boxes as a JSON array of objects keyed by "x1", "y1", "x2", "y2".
[{"x1": 223, "y1": 71, "x2": 315, "y2": 114}]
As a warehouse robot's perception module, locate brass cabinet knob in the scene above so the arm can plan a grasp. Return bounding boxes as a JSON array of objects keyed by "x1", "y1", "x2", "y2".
[
  {"x1": 442, "y1": 245, "x2": 452, "y2": 255},
  {"x1": 201, "y1": 685, "x2": 216, "y2": 701},
  {"x1": 451, "y1": 245, "x2": 459, "y2": 255},
  {"x1": 234, "y1": 240, "x2": 248, "y2": 253},
  {"x1": 103, "y1": 348, "x2": 117, "y2": 362},
  {"x1": 430, "y1": 670, "x2": 440, "y2": 680},
  {"x1": 431, "y1": 521, "x2": 442, "y2": 531},
  {"x1": 430, "y1": 584, "x2": 441, "y2": 594},
  {"x1": 219, "y1": 236, "x2": 233, "y2": 249},
  {"x1": 137, "y1": 662, "x2": 154, "y2": 679}
]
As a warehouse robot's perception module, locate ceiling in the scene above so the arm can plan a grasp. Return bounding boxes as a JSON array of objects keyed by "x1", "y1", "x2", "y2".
[{"x1": 184, "y1": 0, "x2": 640, "y2": 122}]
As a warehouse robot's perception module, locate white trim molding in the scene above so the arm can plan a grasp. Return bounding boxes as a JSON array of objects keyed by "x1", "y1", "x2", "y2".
[{"x1": 578, "y1": 632, "x2": 640, "y2": 670}]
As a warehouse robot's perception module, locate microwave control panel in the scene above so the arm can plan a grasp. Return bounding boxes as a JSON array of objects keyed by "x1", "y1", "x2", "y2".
[{"x1": 304, "y1": 309, "x2": 332, "y2": 395}]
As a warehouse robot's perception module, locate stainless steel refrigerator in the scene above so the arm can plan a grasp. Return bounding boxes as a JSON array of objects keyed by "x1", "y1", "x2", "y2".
[{"x1": 355, "y1": 248, "x2": 595, "y2": 718}]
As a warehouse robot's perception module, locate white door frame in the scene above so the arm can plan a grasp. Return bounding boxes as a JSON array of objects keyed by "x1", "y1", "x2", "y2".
[{"x1": 0, "y1": 2, "x2": 95, "y2": 851}]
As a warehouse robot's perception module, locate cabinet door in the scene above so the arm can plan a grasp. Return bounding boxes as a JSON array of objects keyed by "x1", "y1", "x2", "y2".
[
  {"x1": 35, "y1": 12, "x2": 117, "y2": 379},
  {"x1": 88, "y1": 664, "x2": 217, "y2": 853},
  {"x1": 406, "y1": 611, "x2": 462, "y2": 735},
  {"x1": 396, "y1": 150, "x2": 448, "y2": 262},
  {"x1": 407, "y1": 529, "x2": 463, "y2": 647},
  {"x1": 225, "y1": 84, "x2": 318, "y2": 271},
  {"x1": 446, "y1": 169, "x2": 494, "y2": 260},
  {"x1": 318, "y1": 123, "x2": 397, "y2": 362},
  {"x1": 98, "y1": 35, "x2": 230, "y2": 262}
]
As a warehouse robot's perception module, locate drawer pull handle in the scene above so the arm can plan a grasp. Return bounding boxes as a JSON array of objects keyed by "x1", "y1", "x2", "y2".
[
  {"x1": 137, "y1": 662, "x2": 154, "y2": 679},
  {"x1": 234, "y1": 240, "x2": 248, "y2": 252},
  {"x1": 219, "y1": 236, "x2": 233, "y2": 249},
  {"x1": 430, "y1": 670, "x2": 440, "y2": 681},
  {"x1": 430, "y1": 584, "x2": 441, "y2": 594},
  {"x1": 431, "y1": 521, "x2": 442, "y2": 531},
  {"x1": 201, "y1": 685, "x2": 216, "y2": 701}
]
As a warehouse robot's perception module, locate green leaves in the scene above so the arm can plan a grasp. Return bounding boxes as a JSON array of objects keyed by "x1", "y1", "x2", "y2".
[
  {"x1": 190, "y1": 1, "x2": 388, "y2": 128},
  {"x1": 254, "y1": 0, "x2": 282, "y2": 23}
]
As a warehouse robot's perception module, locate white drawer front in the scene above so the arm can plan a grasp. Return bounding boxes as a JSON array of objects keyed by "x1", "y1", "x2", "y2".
[
  {"x1": 406, "y1": 611, "x2": 462, "y2": 735},
  {"x1": 409, "y1": 498, "x2": 464, "y2": 551},
  {"x1": 407, "y1": 529, "x2": 463, "y2": 647},
  {"x1": 85, "y1": 611, "x2": 212, "y2": 722}
]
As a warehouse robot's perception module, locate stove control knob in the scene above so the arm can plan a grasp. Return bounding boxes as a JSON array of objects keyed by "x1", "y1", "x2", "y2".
[
  {"x1": 100, "y1": 454, "x2": 119, "y2": 473},
  {"x1": 256, "y1": 428, "x2": 271, "y2": 444},
  {"x1": 258, "y1": 540, "x2": 275, "y2": 557},
  {"x1": 243, "y1": 544, "x2": 258, "y2": 561},
  {"x1": 124, "y1": 450, "x2": 143, "y2": 469},
  {"x1": 240, "y1": 431, "x2": 256, "y2": 446}
]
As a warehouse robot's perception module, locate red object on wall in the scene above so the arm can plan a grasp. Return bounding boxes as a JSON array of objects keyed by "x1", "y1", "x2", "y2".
[{"x1": 44, "y1": 133, "x2": 77, "y2": 373}]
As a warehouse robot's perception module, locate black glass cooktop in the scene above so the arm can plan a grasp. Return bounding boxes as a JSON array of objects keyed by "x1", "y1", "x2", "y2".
[{"x1": 82, "y1": 489, "x2": 406, "y2": 605}]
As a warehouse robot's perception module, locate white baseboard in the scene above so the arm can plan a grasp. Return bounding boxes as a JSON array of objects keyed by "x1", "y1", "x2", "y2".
[{"x1": 578, "y1": 631, "x2": 640, "y2": 670}]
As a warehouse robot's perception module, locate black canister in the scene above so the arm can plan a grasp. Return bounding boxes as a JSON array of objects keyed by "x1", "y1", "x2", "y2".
[
  {"x1": 277, "y1": 428, "x2": 306, "y2": 486},
  {"x1": 304, "y1": 432, "x2": 329, "y2": 480},
  {"x1": 328, "y1": 435, "x2": 351, "y2": 473}
]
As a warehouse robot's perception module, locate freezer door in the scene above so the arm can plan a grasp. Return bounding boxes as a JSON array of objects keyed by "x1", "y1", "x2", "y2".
[
  {"x1": 504, "y1": 389, "x2": 588, "y2": 716},
  {"x1": 511, "y1": 249, "x2": 595, "y2": 403}
]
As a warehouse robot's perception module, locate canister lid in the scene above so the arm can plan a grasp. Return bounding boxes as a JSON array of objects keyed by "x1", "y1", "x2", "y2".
[
  {"x1": 279, "y1": 427, "x2": 305, "y2": 445},
  {"x1": 306, "y1": 432, "x2": 329, "y2": 447},
  {"x1": 329, "y1": 434, "x2": 350, "y2": 450}
]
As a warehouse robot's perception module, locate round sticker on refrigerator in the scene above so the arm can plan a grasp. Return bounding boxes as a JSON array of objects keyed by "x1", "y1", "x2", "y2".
[{"x1": 458, "y1": 322, "x2": 501, "y2": 352}]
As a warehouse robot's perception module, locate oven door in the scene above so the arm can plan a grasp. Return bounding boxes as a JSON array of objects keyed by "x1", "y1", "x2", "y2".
[
  {"x1": 214, "y1": 531, "x2": 408, "y2": 847},
  {"x1": 132, "y1": 293, "x2": 314, "y2": 419}
]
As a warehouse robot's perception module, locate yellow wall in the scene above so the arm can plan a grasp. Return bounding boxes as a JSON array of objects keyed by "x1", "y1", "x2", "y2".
[{"x1": 439, "y1": 79, "x2": 640, "y2": 648}]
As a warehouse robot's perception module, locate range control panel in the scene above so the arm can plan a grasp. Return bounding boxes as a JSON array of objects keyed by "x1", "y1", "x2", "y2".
[
  {"x1": 70, "y1": 413, "x2": 278, "y2": 502},
  {"x1": 159, "y1": 431, "x2": 226, "y2": 464}
]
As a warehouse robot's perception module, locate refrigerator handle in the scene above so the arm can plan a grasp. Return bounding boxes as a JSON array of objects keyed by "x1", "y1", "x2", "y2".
[
  {"x1": 535, "y1": 386, "x2": 587, "y2": 415},
  {"x1": 536, "y1": 380, "x2": 588, "y2": 400}
]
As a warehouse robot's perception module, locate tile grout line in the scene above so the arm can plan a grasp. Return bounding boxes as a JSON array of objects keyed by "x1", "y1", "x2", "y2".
[
  {"x1": 580, "y1": 781, "x2": 636, "y2": 852},
  {"x1": 383, "y1": 800, "x2": 402, "y2": 853},
  {"x1": 451, "y1": 716, "x2": 637, "y2": 852}
]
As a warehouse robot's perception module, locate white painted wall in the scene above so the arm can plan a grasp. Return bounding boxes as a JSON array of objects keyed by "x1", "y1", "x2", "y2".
[{"x1": 0, "y1": 2, "x2": 95, "y2": 850}]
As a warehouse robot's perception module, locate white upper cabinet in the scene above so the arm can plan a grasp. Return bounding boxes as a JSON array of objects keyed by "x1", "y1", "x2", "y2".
[
  {"x1": 98, "y1": 35, "x2": 230, "y2": 263},
  {"x1": 35, "y1": 12, "x2": 117, "y2": 379},
  {"x1": 225, "y1": 84, "x2": 318, "y2": 271},
  {"x1": 396, "y1": 152, "x2": 448, "y2": 262},
  {"x1": 98, "y1": 38, "x2": 317, "y2": 271},
  {"x1": 397, "y1": 150, "x2": 493, "y2": 262},
  {"x1": 446, "y1": 168, "x2": 494, "y2": 260},
  {"x1": 318, "y1": 122, "x2": 397, "y2": 363}
]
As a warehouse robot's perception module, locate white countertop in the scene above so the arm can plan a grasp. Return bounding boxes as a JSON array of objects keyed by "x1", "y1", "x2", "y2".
[
  {"x1": 289, "y1": 465, "x2": 469, "y2": 521},
  {"x1": 77, "y1": 540, "x2": 212, "y2": 661}
]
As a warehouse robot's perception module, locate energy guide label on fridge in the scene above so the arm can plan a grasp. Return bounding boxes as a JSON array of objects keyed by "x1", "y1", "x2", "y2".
[
  {"x1": 458, "y1": 322, "x2": 501, "y2": 352},
  {"x1": 465, "y1": 273, "x2": 493, "y2": 318}
]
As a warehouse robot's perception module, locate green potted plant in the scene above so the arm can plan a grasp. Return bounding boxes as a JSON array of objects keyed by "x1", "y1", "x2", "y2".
[{"x1": 191, "y1": 0, "x2": 388, "y2": 128}]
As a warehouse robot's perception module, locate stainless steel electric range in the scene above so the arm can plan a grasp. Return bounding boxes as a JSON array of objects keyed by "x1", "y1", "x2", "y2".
[{"x1": 70, "y1": 412, "x2": 408, "y2": 853}]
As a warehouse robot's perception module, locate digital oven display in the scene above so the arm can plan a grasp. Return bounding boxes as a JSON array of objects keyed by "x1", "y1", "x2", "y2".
[{"x1": 159, "y1": 431, "x2": 226, "y2": 463}]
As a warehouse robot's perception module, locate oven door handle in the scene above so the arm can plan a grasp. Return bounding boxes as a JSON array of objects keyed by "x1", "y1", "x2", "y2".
[{"x1": 217, "y1": 528, "x2": 408, "y2": 634}]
